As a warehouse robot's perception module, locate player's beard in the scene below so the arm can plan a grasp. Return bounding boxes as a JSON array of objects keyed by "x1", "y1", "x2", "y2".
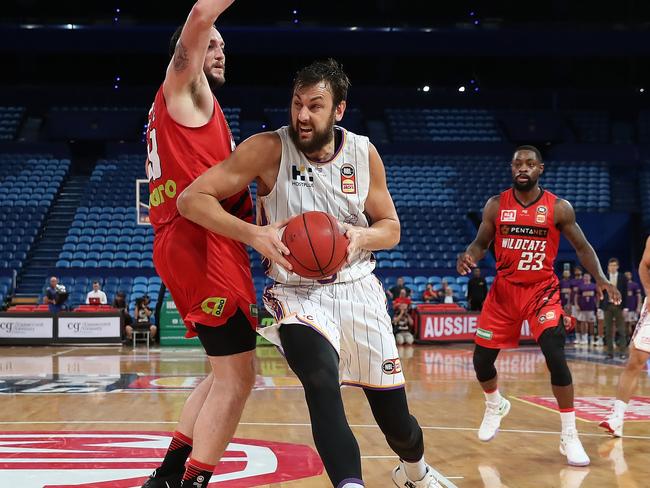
[
  {"x1": 512, "y1": 175, "x2": 537, "y2": 192},
  {"x1": 288, "y1": 110, "x2": 336, "y2": 155},
  {"x1": 205, "y1": 69, "x2": 225, "y2": 93}
]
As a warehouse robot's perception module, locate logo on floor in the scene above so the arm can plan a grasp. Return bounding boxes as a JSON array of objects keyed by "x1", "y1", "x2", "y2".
[
  {"x1": 0, "y1": 431, "x2": 323, "y2": 487},
  {"x1": 516, "y1": 396, "x2": 650, "y2": 421}
]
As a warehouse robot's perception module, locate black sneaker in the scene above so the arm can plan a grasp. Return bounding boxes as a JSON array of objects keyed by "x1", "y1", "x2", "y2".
[{"x1": 141, "y1": 470, "x2": 183, "y2": 488}]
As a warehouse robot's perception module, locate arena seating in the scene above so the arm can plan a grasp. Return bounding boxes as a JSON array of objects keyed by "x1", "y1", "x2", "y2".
[
  {"x1": 0, "y1": 106, "x2": 25, "y2": 141},
  {"x1": 568, "y1": 111, "x2": 610, "y2": 143},
  {"x1": 385, "y1": 108, "x2": 502, "y2": 142},
  {"x1": 58, "y1": 155, "x2": 154, "y2": 268},
  {"x1": 223, "y1": 107, "x2": 241, "y2": 142},
  {"x1": 0, "y1": 154, "x2": 70, "y2": 272}
]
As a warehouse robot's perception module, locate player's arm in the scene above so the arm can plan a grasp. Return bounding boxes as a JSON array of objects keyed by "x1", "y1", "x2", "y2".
[
  {"x1": 163, "y1": 1, "x2": 233, "y2": 107},
  {"x1": 555, "y1": 198, "x2": 621, "y2": 304},
  {"x1": 639, "y1": 237, "x2": 650, "y2": 312},
  {"x1": 176, "y1": 132, "x2": 292, "y2": 270},
  {"x1": 343, "y1": 143, "x2": 400, "y2": 262},
  {"x1": 456, "y1": 196, "x2": 499, "y2": 275}
]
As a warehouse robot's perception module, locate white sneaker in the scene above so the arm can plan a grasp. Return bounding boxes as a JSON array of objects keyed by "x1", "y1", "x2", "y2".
[
  {"x1": 595, "y1": 337, "x2": 604, "y2": 347},
  {"x1": 391, "y1": 463, "x2": 442, "y2": 487},
  {"x1": 478, "y1": 397, "x2": 511, "y2": 441},
  {"x1": 598, "y1": 413, "x2": 623, "y2": 437},
  {"x1": 560, "y1": 428, "x2": 590, "y2": 466}
]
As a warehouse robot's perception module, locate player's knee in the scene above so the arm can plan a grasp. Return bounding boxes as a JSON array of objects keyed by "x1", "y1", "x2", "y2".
[
  {"x1": 405, "y1": 333, "x2": 414, "y2": 345},
  {"x1": 396, "y1": 334, "x2": 405, "y2": 345},
  {"x1": 539, "y1": 326, "x2": 572, "y2": 386},
  {"x1": 473, "y1": 345, "x2": 498, "y2": 382},
  {"x1": 385, "y1": 415, "x2": 424, "y2": 461}
]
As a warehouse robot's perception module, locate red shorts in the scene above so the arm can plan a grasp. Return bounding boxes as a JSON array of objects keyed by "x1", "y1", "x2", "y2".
[
  {"x1": 476, "y1": 274, "x2": 563, "y2": 349},
  {"x1": 153, "y1": 217, "x2": 257, "y2": 338}
]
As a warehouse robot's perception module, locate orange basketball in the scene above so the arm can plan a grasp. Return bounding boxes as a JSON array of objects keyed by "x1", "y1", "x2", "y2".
[{"x1": 281, "y1": 211, "x2": 350, "y2": 280}]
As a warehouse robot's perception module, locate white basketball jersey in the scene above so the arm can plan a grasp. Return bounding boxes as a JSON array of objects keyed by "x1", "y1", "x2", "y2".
[{"x1": 257, "y1": 126, "x2": 375, "y2": 285}]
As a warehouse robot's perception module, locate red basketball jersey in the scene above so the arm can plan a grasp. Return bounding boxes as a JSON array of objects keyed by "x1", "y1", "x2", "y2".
[
  {"x1": 145, "y1": 86, "x2": 252, "y2": 229},
  {"x1": 493, "y1": 188, "x2": 560, "y2": 285}
]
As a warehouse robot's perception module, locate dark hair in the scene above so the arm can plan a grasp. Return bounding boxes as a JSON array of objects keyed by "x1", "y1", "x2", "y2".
[
  {"x1": 92, "y1": 281, "x2": 100, "y2": 285},
  {"x1": 515, "y1": 145, "x2": 543, "y2": 163},
  {"x1": 293, "y1": 58, "x2": 351, "y2": 106},
  {"x1": 608, "y1": 257, "x2": 619, "y2": 264}
]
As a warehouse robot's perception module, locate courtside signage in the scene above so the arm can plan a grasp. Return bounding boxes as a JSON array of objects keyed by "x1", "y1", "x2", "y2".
[
  {"x1": 0, "y1": 316, "x2": 53, "y2": 339},
  {"x1": 58, "y1": 316, "x2": 121, "y2": 339},
  {"x1": 0, "y1": 431, "x2": 323, "y2": 487}
]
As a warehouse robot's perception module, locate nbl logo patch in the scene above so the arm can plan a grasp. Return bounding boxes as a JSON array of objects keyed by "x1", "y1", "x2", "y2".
[
  {"x1": 382, "y1": 358, "x2": 402, "y2": 375},
  {"x1": 340, "y1": 164, "x2": 357, "y2": 194},
  {"x1": 535, "y1": 205, "x2": 547, "y2": 224}
]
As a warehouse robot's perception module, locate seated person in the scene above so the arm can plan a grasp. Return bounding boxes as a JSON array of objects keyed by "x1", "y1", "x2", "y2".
[
  {"x1": 86, "y1": 281, "x2": 108, "y2": 305},
  {"x1": 392, "y1": 303, "x2": 415, "y2": 345},
  {"x1": 422, "y1": 283, "x2": 439, "y2": 303},
  {"x1": 443, "y1": 287, "x2": 455, "y2": 304},
  {"x1": 126, "y1": 295, "x2": 157, "y2": 342},
  {"x1": 112, "y1": 291, "x2": 133, "y2": 337}
]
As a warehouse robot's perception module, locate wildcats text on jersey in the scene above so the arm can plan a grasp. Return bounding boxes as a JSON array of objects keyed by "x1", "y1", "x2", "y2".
[{"x1": 500, "y1": 238, "x2": 547, "y2": 252}]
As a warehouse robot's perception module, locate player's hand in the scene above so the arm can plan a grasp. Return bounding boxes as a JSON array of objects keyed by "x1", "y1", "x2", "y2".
[
  {"x1": 248, "y1": 219, "x2": 292, "y2": 271},
  {"x1": 456, "y1": 252, "x2": 476, "y2": 275},
  {"x1": 342, "y1": 223, "x2": 367, "y2": 265},
  {"x1": 596, "y1": 281, "x2": 622, "y2": 305}
]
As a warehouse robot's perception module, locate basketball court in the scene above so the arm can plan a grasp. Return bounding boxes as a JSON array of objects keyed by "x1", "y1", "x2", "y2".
[{"x1": 1, "y1": 343, "x2": 648, "y2": 487}]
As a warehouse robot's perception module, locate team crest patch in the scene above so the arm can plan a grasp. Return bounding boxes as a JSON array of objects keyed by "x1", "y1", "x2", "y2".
[
  {"x1": 476, "y1": 328, "x2": 493, "y2": 340},
  {"x1": 340, "y1": 163, "x2": 356, "y2": 194},
  {"x1": 382, "y1": 358, "x2": 402, "y2": 375},
  {"x1": 535, "y1": 205, "x2": 547, "y2": 224},
  {"x1": 500, "y1": 210, "x2": 517, "y2": 222}
]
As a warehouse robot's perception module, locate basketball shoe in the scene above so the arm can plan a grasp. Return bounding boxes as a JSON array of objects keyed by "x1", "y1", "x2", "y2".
[
  {"x1": 478, "y1": 397, "x2": 511, "y2": 441},
  {"x1": 599, "y1": 412, "x2": 624, "y2": 437},
  {"x1": 392, "y1": 462, "x2": 443, "y2": 487},
  {"x1": 141, "y1": 470, "x2": 182, "y2": 488},
  {"x1": 560, "y1": 428, "x2": 590, "y2": 466}
]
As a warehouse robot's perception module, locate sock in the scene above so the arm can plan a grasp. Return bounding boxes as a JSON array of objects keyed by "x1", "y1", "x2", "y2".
[
  {"x1": 403, "y1": 457, "x2": 427, "y2": 481},
  {"x1": 613, "y1": 399, "x2": 628, "y2": 418},
  {"x1": 181, "y1": 458, "x2": 215, "y2": 488},
  {"x1": 338, "y1": 480, "x2": 364, "y2": 488},
  {"x1": 560, "y1": 409, "x2": 576, "y2": 433},
  {"x1": 157, "y1": 431, "x2": 192, "y2": 477},
  {"x1": 484, "y1": 388, "x2": 502, "y2": 404}
]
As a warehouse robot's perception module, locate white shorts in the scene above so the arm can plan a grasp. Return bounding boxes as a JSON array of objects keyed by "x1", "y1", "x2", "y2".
[
  {"x1": 632, "y1": 300, "x2": 650, "y2": 353},
  {"x1": 259, "y1": 274, "x2": 405, "y2": 389},
  {"x1": 571, "y1": 305, "x2": 580, "y2": 318},
  {"x1": 577, "y1": 310, "x2": 596, "y2": 323},
  {"x1": 626, "y1": 310, "x2": 639, "y2": 322}
]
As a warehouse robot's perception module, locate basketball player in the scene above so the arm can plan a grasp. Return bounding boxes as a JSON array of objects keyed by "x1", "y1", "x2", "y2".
[
  {"x1": 599, "y1": 237, "x2": 650, "y2": 437},
  {"x1": 457, "y1": 146, "x2": 621, "y2": 466},
  {"x1": 624, "y1": 271, "x2": 642, "y2": 337},
  {"x1": 575, "y1": 272, "x2": 598, "y2": 346},
  {"x1": 141, "y1": 1, "x2": 261, "y2": 487},
  {"x1": 177, "y1": 59, "x2": 441, "y2": 487}
]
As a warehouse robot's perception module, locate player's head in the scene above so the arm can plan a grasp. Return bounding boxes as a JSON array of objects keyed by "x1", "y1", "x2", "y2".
[
  {"x1": 511, "y1": 145, "x2": 543, "y2": 192},
  {"x1": 608, "y1": 257, "x2": 619, "y2": 274},
  {"x1": 49, "y1": 276, "x2": 58, "y2": 288},
  {"x1": 583, "y1": 273, "x2": 592, "y2": 283},
  {"x1": 169, "y1": 24, "x2": 226, "y2": 92},
  {"x1": 92, "y1": 281, "x2": 100, "y2": 292},
  {"x1": 288, "y1": 58, "x2": 350, "y2": 154},
  {"x1": 624, "y1": 271, "x2": 632, "y2": 281},
  {"x1": 562, "y1": 269, "x2": 570, "y2": 280}
]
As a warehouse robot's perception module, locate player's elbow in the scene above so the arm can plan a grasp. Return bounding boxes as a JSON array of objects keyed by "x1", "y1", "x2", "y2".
[
  {"x1": 176, "y1": 189, "x2": 194, "y2": 219},
  {"x1": 385, "y1": 219, "x2": 401, "y2": 249},
  {"x1": 190, "y1": 1, "x2": 221, "y2": 26}
]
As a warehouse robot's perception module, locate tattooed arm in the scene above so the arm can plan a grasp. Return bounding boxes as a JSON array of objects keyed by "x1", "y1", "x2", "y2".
[{"x1": 162, "y1": 0, "x2": 234, "y2": 125}]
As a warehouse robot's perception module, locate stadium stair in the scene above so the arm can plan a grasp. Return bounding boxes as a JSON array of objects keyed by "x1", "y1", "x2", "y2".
[{"x1": 14, "y1": 175, "x2": 89, "y2": 298}]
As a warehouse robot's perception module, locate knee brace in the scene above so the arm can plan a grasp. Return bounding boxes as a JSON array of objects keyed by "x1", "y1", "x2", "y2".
[
  {"x1": 473, "y1": 344, "x2": 500, "y2": 382},
  {"x1": 538, "y1": 324, "x2": 573, "y2": 387}
]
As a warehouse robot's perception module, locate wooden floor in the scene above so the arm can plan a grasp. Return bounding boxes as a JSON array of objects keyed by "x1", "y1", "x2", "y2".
[{"x1": 0, "y1": 343, "x2": 648, "y2": 487}]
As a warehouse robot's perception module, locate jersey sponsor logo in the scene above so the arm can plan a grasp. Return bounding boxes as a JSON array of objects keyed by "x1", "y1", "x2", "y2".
[
  {"x1": 340, "y1": 163, "x2": 357, "y2": 194},
  {"x1": 0, "y1": 431, "x2": 323, "y2": 486},
  {"x1": 382, "y1": 358, "x2": 402, "y2": 375},
  {"x1": 200, "y1": 297, "x2": 227, "y2": 317},
  {"x1": 149, "y1": 179, "x2": 178, "y2": 207},
  {"x1": 291, "y1": 165, "x2": 314, "y2": 188},
  {"x1": 476, "y1": 328, "x2": 493, "y2": 340},
  {"x1": 500, "y1": 210, "x2": 517, "y2": 222},
  {"x1": 249, "y1": 304, "x2": 258, "y2": 318},
  {"x1": 499, "y1": 224, "x2": 549, "y2": 238}
]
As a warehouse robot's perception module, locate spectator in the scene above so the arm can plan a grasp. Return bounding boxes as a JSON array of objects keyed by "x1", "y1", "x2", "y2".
[
  {"x1": 438, "y1": 280, "x2": 451, "y2": 298},
  {"x1": 422, "y1": 283, "x2": 438, "y2": 303},
  {"x1": 392, "y1": 288, "x2": 412, "y2": 310},
  {"x1": 570, "y1": 266, "x2": 584, "y2": 320},
  {"x1": 624, "y1": 271, "x2": 642, "y2": 337},
  {"x1": 443, "y1": 287, "x2": 455, "y2": 304},
  {"x1": 126, "y1": 295, "x2": 158, "y2": 342},
  {"x1": 388, "y1": 276, "x2": 411, "y2": 299},
  {"x1": 602, "y1": 258, "x2": 628, "y2": 359},
  {"x1": 43, "y1": 276, "x2": 67, "y2": 313},
  {"x1": 575, "y1": 272, "x2": 598, "y2": 346},
  {"x1": 559, "y1": 269, "x2": 573, "y2": 315},
  {"x1": 467, "y1": 268, "x2": 488, "y2": 311},
  {"x1": 85, "y1": 281, "x2": 107, "y2": 305},
  {"x1": 112, "y1": 291, "x2": 133, "y2": 335},
  {"x1": 392, "y1": 303, "x2": 414, "y2": 345}
]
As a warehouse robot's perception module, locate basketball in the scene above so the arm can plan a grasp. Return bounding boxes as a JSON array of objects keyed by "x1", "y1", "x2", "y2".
[{"x1": 281, "y1": 211, "x2": 349, "y2": 280}]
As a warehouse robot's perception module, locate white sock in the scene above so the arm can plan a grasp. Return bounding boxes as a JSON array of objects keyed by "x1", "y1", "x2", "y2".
[
  {"x1": 403, "y1": 457, "x2": 427, "y2": 481},
  {"x1": 613, "y1": 399, "x2": 628, "y2": 418},
  {"x1": 560, "y1": 410, "x2": 576, "y2": 433},
  {"x1": 484, "y1": 389, "x2": 502, "y2": 404},
  {"x1": 341, "y1": 483, "x2": 364, "y2": 488}
]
